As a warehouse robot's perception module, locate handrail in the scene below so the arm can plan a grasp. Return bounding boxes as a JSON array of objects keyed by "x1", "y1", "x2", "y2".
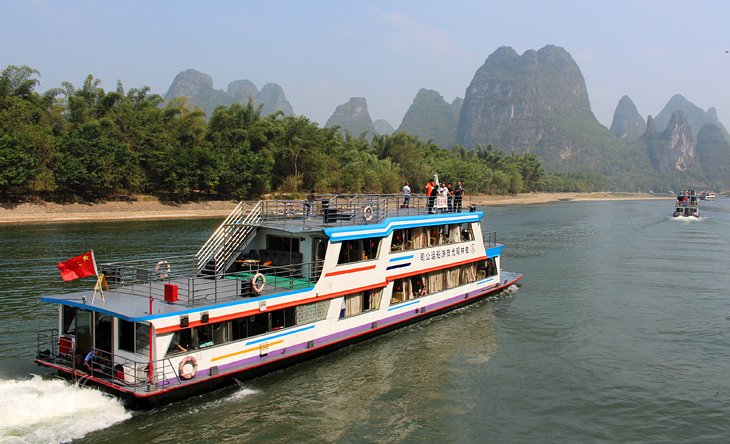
[{"x1": 196, "y1": 201, "x2": 263, "y2": 274}]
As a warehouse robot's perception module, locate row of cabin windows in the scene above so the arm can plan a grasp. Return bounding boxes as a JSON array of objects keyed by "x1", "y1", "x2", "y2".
[
  {"x1": 390, "y1": 258, "x2": 497, "y2": 304},
  {"x1": 337, "y1": 223, "x2": 476, "y2": 265},
  {"x1": 164, "y1": 299, "x2": 330, "y2": 357},
  {"x1": 391, "y1": 224, "x2": 474, "y2": 252}
]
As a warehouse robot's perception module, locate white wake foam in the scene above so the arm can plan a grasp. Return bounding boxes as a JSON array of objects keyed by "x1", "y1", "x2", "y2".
[{"x1": 0, "y1": 375, "x2": 131, "y2": 443}]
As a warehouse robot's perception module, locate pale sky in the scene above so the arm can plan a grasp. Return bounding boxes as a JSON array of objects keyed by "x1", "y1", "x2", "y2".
[{"x1": 4, "y1": 0, "x2": 729, "y2": 130}]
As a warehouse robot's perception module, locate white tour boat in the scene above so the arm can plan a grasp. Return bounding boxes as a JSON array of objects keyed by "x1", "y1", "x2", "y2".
[
  {"x1": 673, "y1": 190, "x2": 699, "y2": 217},
  {"x1": 35, "y1": 194, "x2": 523, "y2": 408}
]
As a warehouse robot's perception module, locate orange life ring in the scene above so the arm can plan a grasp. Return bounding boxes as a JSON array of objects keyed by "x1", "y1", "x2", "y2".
[
  {"x1": 179, "y1": 356, "x2": 197, "y2": 380},
  {"x1": 252, "y1": 272, "x2": 266, "y2": 294}
]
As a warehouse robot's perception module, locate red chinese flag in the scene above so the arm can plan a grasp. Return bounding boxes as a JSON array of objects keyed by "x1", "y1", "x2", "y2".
[{"x1": 57, "y1": 250, "x2": 98, "y2": 282}]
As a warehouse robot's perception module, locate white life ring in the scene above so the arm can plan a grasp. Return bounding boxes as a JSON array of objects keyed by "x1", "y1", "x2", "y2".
[
  {"x1": 179, "y1": 356, "x2": 197, "y2": 380},
  {"x1": 155, "y1": 260, "x2": 171, "y2": 278},
  {"x1": 252, "y1": 272, "x2": 266, "y2": 294},
  {"x1": 362, "y1": 205, "x2": 374, "y2": 222}
]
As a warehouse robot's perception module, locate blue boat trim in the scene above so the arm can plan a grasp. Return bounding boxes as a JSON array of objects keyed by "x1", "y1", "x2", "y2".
[
  {"x1": 387, "y1": 300, "x2": 420, "y2": 311},
  {"x1": 476, "y1": 277, "x2": 496, "y2": 285},
  {"x1": 39, "y1": 286, "x2": 314, "y2": 323},
  {"x1": 486, "y1": 245, "x2": 504, "y2": 258},
  {"x1": 245, "y1": 324, "x2": 316, "y2": 346},
  {"x1": 324, "y1": 212, "x2": 482, "y2": 242},
  {"x1": 389, "y1": 255, "x2": 414, "y2": 262}
]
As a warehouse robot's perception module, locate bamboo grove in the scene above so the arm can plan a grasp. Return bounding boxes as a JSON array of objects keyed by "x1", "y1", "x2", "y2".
[{"x1": 0, "y1": 66, "x2": 547, "y2": 200}]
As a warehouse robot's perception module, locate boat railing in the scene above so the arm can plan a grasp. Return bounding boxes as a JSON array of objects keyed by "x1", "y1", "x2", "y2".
[
  {"x1": 484, "y1": 231, "x2": 497, "y2": 248},
  {"x1": 36, "y1": 330, "x2": 184, "y2": 394},
  {"x1": 98, "y1": 255, "x2": 319, "y2": 308},
  {"x1": 220, "y1": 194, "x2": 476, "y2": 229}
]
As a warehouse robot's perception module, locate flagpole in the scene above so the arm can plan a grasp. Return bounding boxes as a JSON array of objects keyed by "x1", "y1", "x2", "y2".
[
  {"x1": 90, "y1": 250, "x2": 106, "y2": 304},
  {"x1": 91, "y1": 249, "x2": 99, "y2": 277}
]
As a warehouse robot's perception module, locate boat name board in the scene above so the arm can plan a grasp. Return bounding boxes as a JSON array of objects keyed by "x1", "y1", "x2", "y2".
[{"x1": 418, "y1": 243, "x2": 476, "y2": 262}]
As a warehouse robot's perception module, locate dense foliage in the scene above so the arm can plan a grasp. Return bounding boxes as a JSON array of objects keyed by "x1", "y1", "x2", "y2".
[{"x1": 0, "y1": 66, "x2": 560, "y2": 201}]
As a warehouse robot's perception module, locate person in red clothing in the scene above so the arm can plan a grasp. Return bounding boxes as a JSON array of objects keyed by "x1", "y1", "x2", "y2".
[{"x1": 425, "y1": 179, "x2": 435, "y2": 213}]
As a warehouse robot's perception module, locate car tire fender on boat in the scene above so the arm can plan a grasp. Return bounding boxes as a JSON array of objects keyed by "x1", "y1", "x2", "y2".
[
  {"x1": 156, "y1": 260, "x2": 171, "y2": 279},
  {"x1": 252, "y1": 272, "x2": 266, "y2": 294},
  {"x1": 362, "y1": 205, "x2": 374, "y2": 222},
  {"x1": 179, "y1": 356, "x2": 197, "y2": 380}
]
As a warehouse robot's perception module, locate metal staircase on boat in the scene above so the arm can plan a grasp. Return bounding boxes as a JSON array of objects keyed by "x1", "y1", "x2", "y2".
[{"x1": 196, "y1": 201, "x2": 262, "y2": 276}]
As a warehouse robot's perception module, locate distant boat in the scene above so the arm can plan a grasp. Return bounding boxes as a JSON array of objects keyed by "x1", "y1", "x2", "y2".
[
  {"x1": 673, "y1": 190, "x2": 699, "y2": 217},
  {"x1": 702, "y1": 192, "x2": 716, "y2": 201}
]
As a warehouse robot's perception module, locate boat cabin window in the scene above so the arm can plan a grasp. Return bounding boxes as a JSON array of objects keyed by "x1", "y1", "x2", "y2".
[
  {"x1": 338, "y1": 238, "x2": 381, "y2": 264},
  {"x1": 62, "y1": 305, "x2": 76, "y2": 334},
  {"x1": 391, "y1": 229, "x2": 411, "y2": 252},
  {"x1": 247, "y1": 314, "x2": 269, "y2": 337},
  {"x1": 267, "y1": 235, "x2": 300, "y2": 253},
  {"x1": 481, "y1": 258, "x2": 498, "y2": 278},
  {"x1": 271, "y1": 307, "x2": 296, "y2": 330},
  {"x1": 195, "y1": 325, "x2": 214, "y2": 348},
  {"x1": 94, "y1": 314, "x2": 113, "y2": 352},
  {"x1": 118, "y1": 319, "x2": 149, "y2": 354},
  {"x1": 460, "y1": 223, "x2": 474, "y2": 241},
  {"x1": 340, "y1": 289, "x2": 383, "y2": 318},
  {"x1": 167, "y1": 331, "x2": 186, "y2": 355}
]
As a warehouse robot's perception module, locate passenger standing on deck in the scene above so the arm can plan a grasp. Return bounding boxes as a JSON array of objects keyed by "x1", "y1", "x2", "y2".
[
  {"x1": 425, "y1": 179, "x2": 435, "y2": 213},
  {"x1": 437, "y1": 182, "x2": 448, "y2": 213},
  {"x1": 454, "y1": 181, "x2": 464, "y2": 212},
  {"x1": 447, "y1": 183, "x2": 454, "y2": 212},
  {"x1": 305, "y1": 189, "x2": 315, "y2": 218},
  {"x1": 84, "y1": 348, "x2": 99, "y2": 375},
  {"x1": 402, "y1": 182, "x2": 411, "y2": 208}
]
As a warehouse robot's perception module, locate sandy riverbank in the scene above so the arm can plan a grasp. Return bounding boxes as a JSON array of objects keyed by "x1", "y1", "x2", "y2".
[{"x1": 0, "y1": 192, "x2": 670, "y2": 226}]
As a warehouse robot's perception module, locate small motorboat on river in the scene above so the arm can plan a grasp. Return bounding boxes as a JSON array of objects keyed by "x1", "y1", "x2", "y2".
[
  {"x1": 673, "y1": 190, "x2": 699, "y2": 218},
  {"x1": 34, "y1": 193, "x2": 523, "y2": 408}
]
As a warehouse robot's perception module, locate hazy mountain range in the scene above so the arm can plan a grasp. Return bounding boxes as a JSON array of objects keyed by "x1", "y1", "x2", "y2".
[{"x1": 163, "y1": 45, "x2": 730, "y2": 190}]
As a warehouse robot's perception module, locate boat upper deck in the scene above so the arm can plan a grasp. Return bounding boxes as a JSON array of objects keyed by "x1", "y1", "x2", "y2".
[{"x1": 224, "y1": 193, "x2": 476, "y2": 233}]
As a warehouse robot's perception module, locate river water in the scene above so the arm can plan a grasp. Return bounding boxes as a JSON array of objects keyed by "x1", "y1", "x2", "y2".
[{"x1": 1, "y1": 199, "x2": 729, "y2": 443}]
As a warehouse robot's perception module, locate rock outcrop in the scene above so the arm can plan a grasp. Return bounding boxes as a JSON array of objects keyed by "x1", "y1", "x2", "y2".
[
  {"x1": 397, "y1": 88, "x2": 461, "y2": 148},
  {"x1": 695, "y1": 123, "x2": 730, "y2": 187},
  {"x1": 456, "y1": 45, "x2": 613, "y2": 170},
  {"x1": 165, "y1": 69, "x2": 294, "y2": 118},
  {"x1": 653, "y1": 94, "x2": 728, "y2": 141},
  {"x1": 324, "y1": 97, "x2": 375, "y2": 139},
  {"x1": 610, "y1": 95, "x2": 645, "y2": 140},
  {"x1": 644, "y1": 110, "x2": 698, "y2": 173},
  {"x1": 373, "y1": 119, "x2": 394, "y2": 135}
]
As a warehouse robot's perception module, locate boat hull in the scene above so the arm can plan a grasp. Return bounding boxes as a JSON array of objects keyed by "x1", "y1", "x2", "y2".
[{"x1": 37, "y1": 272, "x2": 523, "y2": 409}]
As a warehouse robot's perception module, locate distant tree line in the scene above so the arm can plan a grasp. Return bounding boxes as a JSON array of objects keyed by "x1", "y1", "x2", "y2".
[{"x1": 1, "y1": 65, "x2": 606, "y2": 201}]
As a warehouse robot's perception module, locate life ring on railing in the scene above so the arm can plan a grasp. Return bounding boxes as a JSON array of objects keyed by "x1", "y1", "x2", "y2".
[
  {"x1": 362, "y1": 205, "x2": 374, "y2": 222},
  {"x1": 252, "y1": 272, "x2": 266, "y2": 294},
  {"x1": 155, "y1": 260, "x2": 171, "y2": 279},
  {"x1": 179, "y1": 356, "x2": 197, "y2": 380}
]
